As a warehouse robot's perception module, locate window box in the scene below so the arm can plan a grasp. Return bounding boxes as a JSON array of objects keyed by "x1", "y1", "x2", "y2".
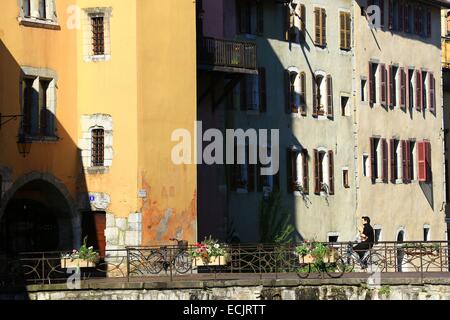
[
  {"x1": 60, "y1": 258, "x2": 96, "y2": 268},
  {"x1": 193, "y1": 255, "x2": 228, "y2": 267},
  {"x1": 298, "y1": 250, "x2": 337, "y2": 264}
]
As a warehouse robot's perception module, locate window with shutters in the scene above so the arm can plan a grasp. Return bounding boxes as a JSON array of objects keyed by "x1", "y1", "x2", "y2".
[
  {"x1": 287, "y1": 148, "x2": 309, "y2": 194},
  {"x1": 286, "y1": 69, "x2": 306, "y2": 116},
  {"x1": 415, "y1": 70, "x2": 423, "y2": 111},
  {"x1": 339, "y1": 11, "x2": 351, "y2": 50},
  {"x1": 379, "y1": 64, "x2": 387, "y2": 107},
  {"x1": 400, "y1": 68, "x2": 407, "y2": 110},
  {"x1": 239, "y1": 69, "x2": 266, "y2": 113},
  {"x1": 428, "y1": 72, "x2": 435, "y2": 113},
  {"x1": 390, "y1": 139, "x2": 402, "y2": 183},
  {"x1": 408, "y1": 69, "x2": 414, "y2": 109},
  {"x1": 83, "y1": 8, "x2": 112, "y2": 62},
  {"x1": 91, "y1": 128, "x2": 105, "y2": 167},
  {"x1": 368, "y1": 62, "x2": 378, "y2": 105},
  {"x1": 313, "y1": 149, "x2": 334, "y2": 195},
  {"x1": 313, "y1": 73, "x2": 333, "y2": 119},
  {"x1": 238, "y1": 0, "x2": 263, "y2": 35},
  {"x1": 314, "y1": 7, "x2": 326, "y2": 47},
  {"x1": 388, "y1": 65, "x2": 398, "y2": 108},
  {"x1": 231, "y1": 144, "x2": 256, "y2": 193},
  {"x1": 369, "y1": 137, "x2": 387, "y2": 183}
]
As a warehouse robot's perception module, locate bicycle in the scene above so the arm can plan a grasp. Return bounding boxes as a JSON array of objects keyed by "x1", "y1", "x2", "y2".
[
  {"x1": 339, "y1": 242, "x2": 385, "y2": 273},
  {"x1": 145, "y1": 238, "x2": 192, "y2": 275}
]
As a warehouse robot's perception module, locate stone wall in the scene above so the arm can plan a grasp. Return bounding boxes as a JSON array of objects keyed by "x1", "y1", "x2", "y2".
[
  {"x1": 105, "y1": 212, "x2": 142, "y2": 249},
  {"x1": 3, "y1": 278, "x2": 450, "y2": 300}
]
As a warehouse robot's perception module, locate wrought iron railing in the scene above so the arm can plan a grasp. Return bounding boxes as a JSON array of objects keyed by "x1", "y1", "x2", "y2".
[
  {"x1": 1, "y1": 241, "x2": 449, "y2": 287},
  {"x1": 198, "y1": 37, "x2": 257, "y2": 71}
]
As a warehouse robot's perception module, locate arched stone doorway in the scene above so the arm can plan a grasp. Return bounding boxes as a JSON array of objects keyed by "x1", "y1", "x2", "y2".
[{"x1": 0, "y1": 173, "x2": 80, "y2": 255}]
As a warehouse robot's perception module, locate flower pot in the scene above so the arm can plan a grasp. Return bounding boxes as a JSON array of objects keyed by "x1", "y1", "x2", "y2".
[
  {"x1": 60, "y1": 258, "x2": 96, "y2": 268},
  {"x1": 298, "y1": 250, "x2": 336, "y2": 264},
  {"x1": 194, "y1": 255, "x2": 227, "y2": 267}
]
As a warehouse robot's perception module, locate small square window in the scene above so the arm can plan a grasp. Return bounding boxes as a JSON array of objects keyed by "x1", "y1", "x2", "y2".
[
  {"x1": 374, "y1": 228, "x2": 382, "y2": 243},
  {"x1": 363, "y1": 155, "x2": 369, "y2": 177},
  {"x1": 423, "y1": 227, "x2": 430, "y2": 242},
  {"x1": 341, "y1": 96, "x2": 350, "y2": 116},
  {"x1": 343, "y1": 169, "x2": 350, "y2": 188},
  {"x1": 328, "y1": 235, "x2": 339, "y2": 243}
]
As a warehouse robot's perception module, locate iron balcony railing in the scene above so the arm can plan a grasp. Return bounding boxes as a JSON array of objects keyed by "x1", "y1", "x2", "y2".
[
  {"x1": 1, "y1": 241, "x2": 449, "y2": 287},
  {"x1": 198, "y1": 37, "x2": 257, "y2": 71}
]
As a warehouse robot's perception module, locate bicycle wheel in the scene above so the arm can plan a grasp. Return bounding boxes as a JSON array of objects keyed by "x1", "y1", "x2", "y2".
[
  {"x1": 174, "y1": 251, "x2": 192, "y2": 274},
  {"x1": 296, "y1": 263, "x2": 311, "y2": 279},
  {"x1": 145, "y1": 251, "x2": 164, "y2": 274},
  {"x1": 325, "y1": 258, "x2": 346, "y2": 278}
]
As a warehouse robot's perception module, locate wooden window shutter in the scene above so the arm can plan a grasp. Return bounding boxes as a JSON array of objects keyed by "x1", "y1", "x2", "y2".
[
  {"x1": 370, "y1": 138, "x2": 376, "y2": 183},
  {"x1": 426, "y1": 10, "x2": 431, "y2": 37},
  {"x1": 312, "y1": 76, "x2": 318, "y2": 117},
  {"x1": 321, "y1": 9, "x2": 326, "y2": 46},
  {"x1": 300, "y1": 4, "x2": 306, "y2": 39},
  {"x1": 402, "y1": 140, "x2": 408, "y2": 183},
  {"x1": 328, "y1": 150, "x2": 335, "y2": 195},
  {"x1": 258, "y1": 68, "x2": 267, "y2": 113},
  {"x1": 302, "y1": 149, "x2": 309, "y2": 194},
  {"x1": 256, "y1": 0, "x2": 264, "y2": 35},
  {"x1": 404, "y1": 3, "x2": 410, "y2": 33},
  {"x1": 346, "y1": 13, "x2": 351, "y2": 50},
  {"x1": 314, "y1": 149, "x2": 320, "y2": 194},
  {"x1": 369, "y1": 63, "x2": 374, "y2": 104},
  {"x1": 300, "y1": 72, "x2": 307, "y2": 116},
  {"x1": 429, "y1": 72, "x2": 435, "y2": 113},
  {"x1": 379, "y1": 0, "x2": 384, "y2": 27},
  {"x1": 238, "y1": 1, "x2": 248, "y2": 34},
  {"x1": 416, "y1": 70, "x2": 422, "y2": 111},
  {"x1": 285, "y1": 70, "x2": 292, "y2": 114},
  {"x1": 286, "y1": 149, "x2": 294, "y2": 193},
  {"x1": 382, "y1": 139, "x2": 388, "y2": 183},
  {"x1": 284, "y1": 4, "x2": 290, "y2": 41},
  {"x1": 314, "y1": 8, "x2": 321, "y2": 45},
  {"x1": 340, "y1": 12, "x2": 345, "y2": 49},
  {"x1": 418, "y1": 141, "x2": 426, "y2": 182},
  {"x1": 390, "y1": 139, "x2": 396, "y2": 182},
  {"x1": 400, "y1": 68, "x2": 406, "y2": 110},
  {"x1": 388, "y1": 0, "x2": 393, "y2": 30},
  {"x1": 406, "y1": 140, "x2": 411, "y2": 182},
  {"x1": 380, "y1": 64, "x2": 387, "y2": 106},
  {"x1": 387, "y1": 65, "x2": 393, "y2": 107},
  {"x1": 326, "y1": 75, "x2": 333, "y2": 119}
]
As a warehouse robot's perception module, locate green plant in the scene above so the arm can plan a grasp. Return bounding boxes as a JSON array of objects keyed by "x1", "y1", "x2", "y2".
[
  {"x1": 259, "y1": 192, "x2": 295, "y2": 243},
  {"x1": 311, "y1": 243, "x2": 330, "y2": 262},
  {"x1": 379, "y1": 285, "x2": 391, "y2": 296},
  {"x1": 189, "y1": 236, "x2": 227, "y2": 263},
  {"x1": 61, "y1": 236, "x2": 99, "y2": 263}
]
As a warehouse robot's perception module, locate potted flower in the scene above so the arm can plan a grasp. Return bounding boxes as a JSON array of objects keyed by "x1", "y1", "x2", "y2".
[
  {"x1": 60, "y1": 237, "x2": 99, "y2": 268},
  {"x1": 190, "y1": 237, "x2": 228, "y2": 266},
  {"x1": 295, "y1": 242, "x2": 336, "y2": 264}
]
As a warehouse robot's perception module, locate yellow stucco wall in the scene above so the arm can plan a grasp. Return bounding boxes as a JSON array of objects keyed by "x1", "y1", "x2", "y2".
[
  {"x1": 137, "y1": 0, "x2": 197, "y2": 244},
  {"x1": 0, "y1": 0, "x2": 79, "y2": 197}
]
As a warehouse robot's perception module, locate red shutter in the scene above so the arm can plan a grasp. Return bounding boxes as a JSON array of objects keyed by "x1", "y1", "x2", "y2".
[
  {"x1": 326, "y1": 75, "x2": 333, "y2": 119},
  {"x1": 380, "y1": 64, "x2": 387, "y2": 106},
  {"x1": 314, "y1": 149, "x2": 320, "y2": 194},
  {"x1": 285, "y1": 70, "x2": 291, "y2": 114},
  {"x1": 418, "y1": 141, "x2": 426, "y2": 182},
  {"x1": 387, "y1": 65, "x2": 392, "y2": 107},
  {"x1": 429, "y1": 72, "x2": 435, "y2": 113},
  {"x1": 302, "y1": 149, "x2": 309, "y2": 194},
  {"x1": 369, "y1": 63, "x2": 374, "y2": 104},
  {"x1": 328, "y1": 151, "x2": 335, "y2": 195},
  {"x1": 405, "y1": 68, "x2": 410, "y2": 109},
  {"x1": 400, "y1": 68, "x2": 406, "y2": 110},
  {"x1": 416, "y1": 70, "x2": 422, "y2": 111},
  {"x1": 402, "y1": 140, "x2": 408, "y2": 183},
  {"x1": 370, "y1": 138, "x2": 376, "y2": 183},
  {"x1": 313, "y1": 76, "x2": 318, "y2": 117},
  {"x1": 259, "y1": 68, "x2": 267, "y2": 113},
  {"x1": 390, "y1": 139, "x2": 396, "y2": 182},
  {"x1": 382, "y1": 139, "x2": 388, "y2": 183}
]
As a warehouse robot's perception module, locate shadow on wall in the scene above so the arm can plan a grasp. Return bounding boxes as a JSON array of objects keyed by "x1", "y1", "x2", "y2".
[{"x1": 0, "y1": 39, "x2": 106, "y2": 290}]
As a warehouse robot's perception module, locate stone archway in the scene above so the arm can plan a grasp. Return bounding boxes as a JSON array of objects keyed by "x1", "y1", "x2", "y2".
[{"x1": 0, "y1": 172, "x2": 81, "y2": 254}]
